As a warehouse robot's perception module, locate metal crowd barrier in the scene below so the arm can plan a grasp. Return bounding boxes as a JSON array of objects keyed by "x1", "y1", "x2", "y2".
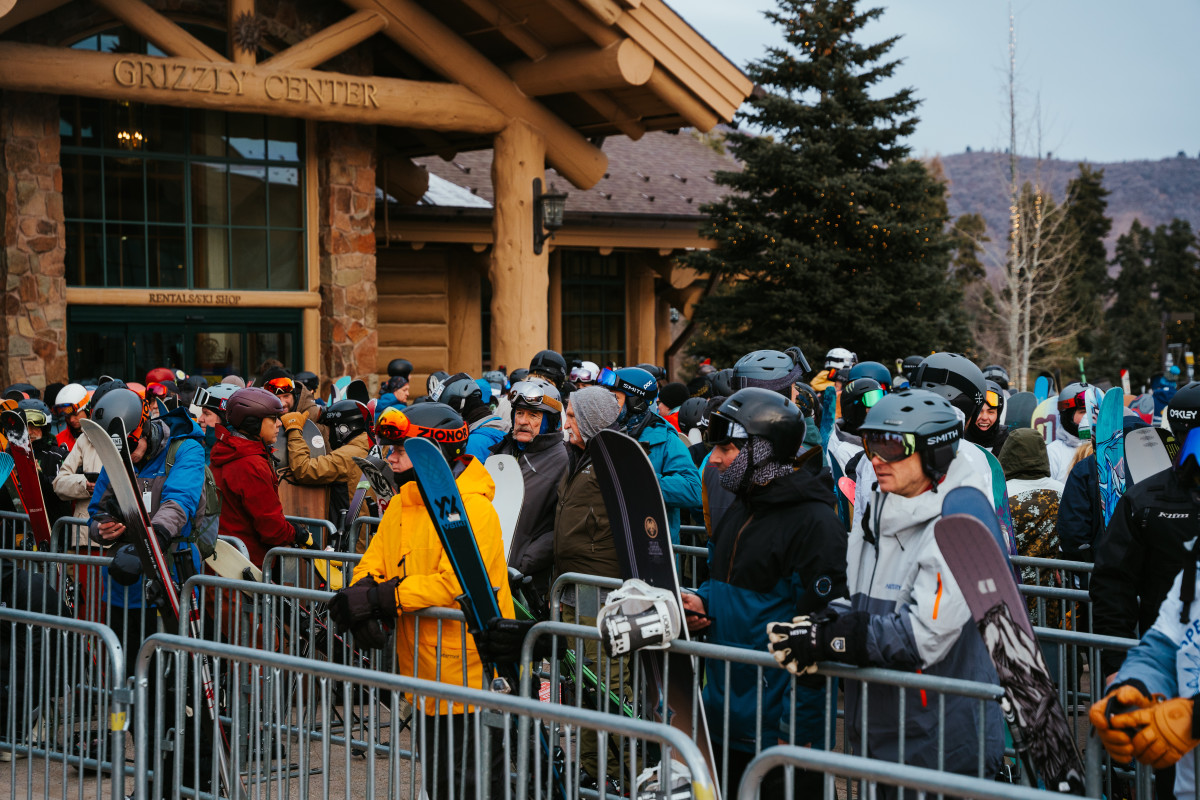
[
  {"x1": 133, "y1": 632, "x2": 717, "y2": 800},
  {"x1": 0, "y1": 606, "x2": 128, "y2": 800},
  {"x1": 349, "y1": 516, "x2": 382, "y2": 554}
]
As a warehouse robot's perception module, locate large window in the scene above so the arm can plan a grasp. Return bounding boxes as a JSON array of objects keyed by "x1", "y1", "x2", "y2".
[
  {"x1": 561, "y1": 252, "x2": 626, "y2": 365},
  {"x1": 61, "y1": 29, "x2": 305, "y2": 290}
]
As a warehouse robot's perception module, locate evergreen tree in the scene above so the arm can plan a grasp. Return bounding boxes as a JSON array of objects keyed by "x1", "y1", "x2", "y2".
[
  {"x1": 685, "y1": 0, "x2": 968, "y2": 366},
  {"x1": 1099, "y1": 221, "x2": 1159, "y2": 387},
  {"x1": 1063, "y1": 165, "x2": 1112, "y2": 356},
  {"x1": 948, "y1": 212, "x2": 989, "y2": 287}
]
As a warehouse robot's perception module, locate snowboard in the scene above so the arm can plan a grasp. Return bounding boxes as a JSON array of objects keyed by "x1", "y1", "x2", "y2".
[
  {"x1": 0, "y1": 410, "x2": 53, "y2": 548},
  {"x1": 942, "y1": 484, "x2": 1015, "y2": 565},
  {"x1": 352, "y1": 455, "x2": 395, "y2": 512},
  {"x1": 934, "y1": 513, "x2": 1084, "y2": 793},
  {"x1": 588, "y1": 429, "x2": 721, "y2": 798},
  {"x1": 1095, "y1": 388, "x2": 1126, "y2": 527},
  {"x1": 79, "y1": 417, "x2": 237, "y2": 796},
  {"x1": 483, "y1": 454, "x2": 524, "y2": 560},
  {"x1": 1032, "y1": 398, "x2": 1058, "y2": 445},
  {"x1": 1034, "y1": 375, "x2": 1050, "y2": 401},
  {"x1": 343, "y1": 379, "x2": 370, "y2": 405},
  {"x1": 1006, "y1": 392, "x2": 1038, "y2": 429},
  {"x1": 0, "y1": 452, "x2": 15, "y2": 493},
  {"x1": 818, "y1": 387, "x2": 836, "y2": 452},
  {"x1": 314, "y1": 475, "x2": 373, "y2": 591},
  {"x1": 403, "y1": 437, "x2": 515, "y2": 689},
  {"x1": 274, "y1": 418, "x2": 329, "y2": 519},
  {"x1": 1125, "y1": 427, "x2": 1173, "y2": 485},
  {"x1": 330, "y1": 376, "x2": 352, "y2": 404},
  {"x1": 205, "y1": 538, "x2": 264, "y2": 582},
  {"x1": 829, "y1": 456, "x2": 852, "y2": 531}
]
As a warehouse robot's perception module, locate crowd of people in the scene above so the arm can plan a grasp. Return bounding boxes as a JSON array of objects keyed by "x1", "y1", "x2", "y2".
[{"x1": 4, "y1": 343, "x2": 1200, "y2": 798}]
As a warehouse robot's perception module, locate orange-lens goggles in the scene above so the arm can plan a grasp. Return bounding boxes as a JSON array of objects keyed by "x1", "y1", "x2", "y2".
[
  {"x1": 984, "y1": 390, "x2": 1001, "y2": 409},
  {"x1": 377, "y1": 407, "x2": 468, "y2": 445},
  {"x1": 147, "y1": 382, "x2": 169, "y2": 398},
  {"x1": 264, "y1": 377, "x2": 295, "y2": 396}
]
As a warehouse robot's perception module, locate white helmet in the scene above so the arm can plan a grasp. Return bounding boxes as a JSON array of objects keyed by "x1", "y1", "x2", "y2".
[
  {"x1": 54, "y1": 383, "x2": 91, "y2": 414},
  {"x1": 824, "y1": 348, "x2": 857, "y2": 372},
  {"x1": 570, "y1": 361, "x2": 601, "y2": 384}
]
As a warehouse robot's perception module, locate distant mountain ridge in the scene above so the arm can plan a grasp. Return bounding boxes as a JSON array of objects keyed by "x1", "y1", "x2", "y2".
[{"x1": 937, "y1": 151, "x2": 1200, "y2": 270}]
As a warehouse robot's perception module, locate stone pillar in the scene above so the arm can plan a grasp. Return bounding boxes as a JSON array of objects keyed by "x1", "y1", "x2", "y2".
[
  {"x1": 0, "y1": 91, "x2": 67, "y2": 390},
  {"x1": 489, "y1": 121, "x2": 548, "y2": 373},
  {"x1": 317, "y1": 122, "x2": 378, "y2": 393}
]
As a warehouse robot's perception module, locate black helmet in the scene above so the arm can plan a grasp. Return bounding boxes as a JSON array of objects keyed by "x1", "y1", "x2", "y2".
[
  {"x1": 435, "y1": 372, "x2": 483, "y2": 414},
  {"x1": 636, "y1": 364, "x2": 667, "y2": 385},
  {"x1": 678, "y1": 396, "x2": 709, "y2": 432},
  {"x1": 4, "y1": 382, "x2": 39, "y2": 401},
  {"x1": 294, "y1": 371, "x2": 320, "y2": 393},
  {"x1": 17, "y1": 398, "x2": 52, "y2": 428},
  {"x1": 226, "y1": 387, "x2": 286, "y2": 435},
  {"x1": 840, "y1": 378, "x2": 885, "y2": 436},
  {"x1": 387, "y1": 358, "x2": 413, "y2": 378},
  {"x1": 508, "y1": 367, "x2": 529, "y2": 386},
  {"x1": 848, "y1": 361, "x2": 892, "y2": 392},
  {"x1": 376, "y1": 402, "x2": 469, "y2": 462},
  {"x1": 1166, "y1": 382, "x2": 1200, "y2": 442},
  {"x1": 599, "y1": 367, "x2": 658, "y2": 417},
  {"x1": 529, "y1": 350, "x2": 568, "y2": 390},
  {"x1": 901, "y1": 355, "x2": 925, "y2": 381},
  {"x1": 709, "y1": 368, "x2": 736, "y2": 398},
  {"x1": 1057, "y1": 382, "x2": 1091, "y2": 438},
  {"x1": 322, "y1": 399, "x2": 369, "y2": 449},
  {"x1": 707, "y1": 387, "x2": 805, "y2": 459},
  {"x1": 732, "y1": 349, "x2": 806, "y2": 396},
  {"x1": 982, "y1": 364, "x2": 1011, "y2": 392},
  {"x1": 913, "y1": 352, "x2": 986, "y2": 419},
  {"x1": 859, "y1": 389, "x2": 963, "y2": 487}
]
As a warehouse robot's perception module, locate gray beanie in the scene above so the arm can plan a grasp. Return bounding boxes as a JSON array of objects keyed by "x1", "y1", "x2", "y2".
[{"x1": 570, "y1": 386, "x2": 620, "y2": 443}]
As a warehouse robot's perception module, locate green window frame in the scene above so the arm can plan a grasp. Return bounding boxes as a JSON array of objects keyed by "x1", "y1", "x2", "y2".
[{"x1": 560, "y1": 251, "x2": 626, "y2": 366}]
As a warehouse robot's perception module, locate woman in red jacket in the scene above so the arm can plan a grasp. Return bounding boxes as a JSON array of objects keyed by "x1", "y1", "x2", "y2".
[{"x1": 210, "y1": 387, "x2": 306, "y2": 569}]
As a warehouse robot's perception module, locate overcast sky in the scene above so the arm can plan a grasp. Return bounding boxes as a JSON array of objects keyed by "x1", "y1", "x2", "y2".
[{"x1": 680, "y1": 0, "x2": 1199, "y2": 163}]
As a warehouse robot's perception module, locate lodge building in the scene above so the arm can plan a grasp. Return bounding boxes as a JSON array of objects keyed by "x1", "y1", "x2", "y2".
[{"x1": 0, "y1": 0, "x2": 750, "y2": 393}]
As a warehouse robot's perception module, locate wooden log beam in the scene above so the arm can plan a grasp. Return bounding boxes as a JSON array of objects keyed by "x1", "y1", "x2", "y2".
[
  {"x1": 0, "y1": 0, "x2": 69, "y2": 35},
  {"x1": 262, "y1": 10, "x2": 388, "y2": 71},
  {"x1": 229, "y1": 0, "x2": 256, "y2": 66},
  {"x1": 379, "y1": 155, "x2": 430, "y2": 205},
  {"x1": 0, "y1": 0, "x2": 15, "y2": 20},
  {"x1": 91, "y1": 0, "x2": 227, "y2": 62},
  {"x1": 0, "y1": 42, "x2": 506, "y2": 133},
  {"x1": 341, "y1": 0, "x2": 607, "y2": 189},
  {"x1": 505, "y1": 40, "x2": 652, "y2": 95},
  {"x1": 489, "y1": 121, "x2": 549, "y2": 371},
  {"x1": 646, "y1": 67, "x2": 719, "y2": 131},
  {"x1": 457, "y1": 0, "x2": 545, "y2": 58}
]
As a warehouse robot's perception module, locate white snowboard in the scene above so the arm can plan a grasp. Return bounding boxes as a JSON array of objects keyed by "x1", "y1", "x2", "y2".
[
  {"x1": 483, "y1": 454, "x2": 524, "y2": 560},
  {"x1": 1126, "y1": 426, "x2": 1173, "y2": 485},
  {"x1": 205, "y1": 537, "x2": 264, "y2": 582}
]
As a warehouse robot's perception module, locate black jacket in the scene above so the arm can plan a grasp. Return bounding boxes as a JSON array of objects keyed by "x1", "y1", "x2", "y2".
[
  {"x1": 1091, "y1": 464, "x2": 1199, "y2": 675},
  {"x1": 491, "y1": 431, "x2": 570, "y2": 586}
]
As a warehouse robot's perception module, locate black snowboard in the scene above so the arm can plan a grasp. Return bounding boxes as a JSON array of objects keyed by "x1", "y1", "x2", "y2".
[
  {"x1": 588, "y1": 429, "x2": 720, "y2": 797},
  {"x1": 934, "y1": 513, "x2": 1084, "y2": 793}
]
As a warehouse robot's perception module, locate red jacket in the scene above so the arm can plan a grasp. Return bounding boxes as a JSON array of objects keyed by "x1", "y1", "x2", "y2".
[
  {"x1": 56, "y1": 427, "x2": 78, "y2": 451},
  {"x1": 210, "y1": 425, "x2": 295, "y2": 567}
]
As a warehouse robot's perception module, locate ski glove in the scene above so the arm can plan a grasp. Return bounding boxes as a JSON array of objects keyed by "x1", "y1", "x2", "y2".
[
  {"x1": 765, "y1": 608, "x2": 868, "y2": 674},
  {"x1": 328, "y1": 576, "x2": 400, "y2": 650},
  {"x1": 471, "y1": 616, "x2": 567, "y2": 665},
  {"x1": 1089, "y1": 682, "x2": 1154, "y2": 762},
  {"x1": 1112, "y1": 695, "x2": 1200, "y2": 769},
  {"x1": 281, "y1": 412, "x2": 306, "y2": 434},
  {"x1": 292, "y1": 524, "x2": 313, "y2": 548}
]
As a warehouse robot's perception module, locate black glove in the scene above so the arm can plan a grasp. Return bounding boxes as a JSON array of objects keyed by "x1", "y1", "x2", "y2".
[
  {"x1": 292, "y1": 524, "x2": 313, "y2": 548},
  {"x1": 470, "y1": 617, "x2": 567, "y2": 665},
  {"x1": 152, "y1": 522, "x2": 174, "y2": 551},
  {"x1": 328, "y1": 577, "x2": 400, "y2": 649},
  {"x1": 765, "y1": 608, "x2": 869, "y2": 674}
]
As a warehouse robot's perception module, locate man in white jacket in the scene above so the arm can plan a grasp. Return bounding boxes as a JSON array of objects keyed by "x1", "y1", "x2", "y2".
[{"x1": 1047, "y1": 382, "x2": 1093, "y2": 482}]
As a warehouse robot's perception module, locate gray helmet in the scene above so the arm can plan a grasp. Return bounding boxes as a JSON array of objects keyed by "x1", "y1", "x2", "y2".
[
  {"x1": 913, "y1": 352, "x2": 986, "y2": 419},
  {"x1": 435, "y1": 372, "x2": 483, "y2": 414},
  {"x1": 982, "y1": 364, "x2": 1011, "y2": 392},
  {"x1": 509, "y1": 378, "x2": 562, "y2": 431},
  {"x1": 91, "y1": 387, "x2": 147, "y2": 440},
  {"x1": 859, "y1": 389, "x2": 962, "y2": 486},
  {"x1": 733, "y1": 350, "x2": 805, "y2": 396},
  {"x1": 709, "y1": 368, "x2": 736, "y2": 398}
]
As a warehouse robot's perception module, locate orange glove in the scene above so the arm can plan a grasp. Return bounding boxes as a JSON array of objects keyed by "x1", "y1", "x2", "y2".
[
  {"x1": 280, "y1": 412, "x2": 306, "y2": 433},
  {"x1": 1112, "y1": 696, "x2": 1200, "y2": 769},
  {"x1": 1089, "y1": 684, "x2": 1154, "y2": 762}
]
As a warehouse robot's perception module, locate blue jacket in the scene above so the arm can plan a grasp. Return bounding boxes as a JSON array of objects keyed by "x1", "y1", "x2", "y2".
[
  {"x1": 630, "y1": 413, "x2": 702, "y2": 545},
  {"x1": 374, "y1": 392, "x2": 406, "y2": 424},
  {"x1": 466, "y1": 415, "x2": 506, "y2": 463},
  {"x1": 89, "y1": 409, "x2": 207, "y2": 609}
]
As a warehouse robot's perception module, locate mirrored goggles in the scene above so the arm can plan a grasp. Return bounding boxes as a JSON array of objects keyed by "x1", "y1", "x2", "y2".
[
  {"x1": 54, "y1": 401, "x2": 86, "y2": 416},
  {"x1": 984, "y1": 390, "x2": 1002, "y2": 409},
  {"x1": 264, "y1": 376, "x2": 295, "y2": 396},
  {"x1": 146, "y1": 382, "x2": 170, "y2": 398},
  {"x1": 860, "y1": 388, "x2": 885, "y2": 409},
  {"x1": 1179, "y1": 427, "x2": 1200, "y2": 471},
  {"x1": 377, "y1": 407, "x2": 468, "y2": 445},
  {"x1": 509, "y1": 381, "x2": 563, "y2": 413},
  {"x1": 861, "y1": 431, "x2": 917, "y2": 463},
  {"x1": 704, "y1": 413, "x2": 749, "y2": 445},
  {"x1": 597, "y1": 367, "x2": 618, "y2": 388}
]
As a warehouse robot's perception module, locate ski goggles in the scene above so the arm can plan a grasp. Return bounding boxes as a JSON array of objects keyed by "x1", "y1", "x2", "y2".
[
  {"x1": 984, "y1": 389, "x2": 1002, "y2": 409},
  {"x1": 597, "y1": 367, "x2": 618, "y2": 388},
  {"x1": 861, "y1": 431, "x2": 918, "y2": 463},
  {"x1": 21, "y1": 409, "x2": 49, "y2": 428},
  {"x1": 54, "y1": 397, "x2": 91, "y2": 416},
  {"x1": 509, "y1": 381, "x2": 563, "y2": 413},
  {"x1": 1179, "y1": 427, "x2": 1200, "y2": 471},
  {"x1": 263, "y1": 376, "x2": 295, "y2": 396},
  {"x1": 858, "y1": 388, "x2": 885, "y2": 409},
  {"x1": 704, "y1": 413, "x2": 749, "y2": 445},
  {"x1": 146, "y1": 382, "x2": 171, "y2": 399},
  {"x1": 376, "y1": 407, "x2": 468, "y2": 446}
]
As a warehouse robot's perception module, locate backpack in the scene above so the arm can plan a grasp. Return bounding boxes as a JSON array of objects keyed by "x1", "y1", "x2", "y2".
[{"x1": 165, "y1": 438, "x2": 222, "y2": 559}]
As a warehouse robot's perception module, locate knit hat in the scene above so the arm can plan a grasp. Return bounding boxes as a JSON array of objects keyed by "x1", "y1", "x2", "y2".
[
  {"x1": 570, "y1": 386, "x2": 620, "y2": 443},
  {"x1": 659, "y1": 382, "x2": 690, "y2": 411}
]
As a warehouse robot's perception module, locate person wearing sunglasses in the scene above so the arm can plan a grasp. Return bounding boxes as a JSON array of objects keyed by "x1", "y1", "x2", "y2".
[
  {"x1": 766, "y1": 389, "x2": 1005, "y2": 781},
  {"x1": 679, "y1": 387, "x2": 845, "y2": 796},
  {"x1": 332, "y1": 402, "x2": 512, "y2": 800},
  {"x1": 966, "y1": 380, "x2": 1011, "y2": 457}
]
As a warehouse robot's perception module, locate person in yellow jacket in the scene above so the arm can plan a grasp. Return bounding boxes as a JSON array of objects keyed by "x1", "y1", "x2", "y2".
[{"x1": 329, "y1": 401, "x2": 513, "y2": 800}]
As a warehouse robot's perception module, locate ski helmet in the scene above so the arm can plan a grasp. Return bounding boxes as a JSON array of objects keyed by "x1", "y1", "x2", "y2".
[
  {"x1": 570, "y1": 361, "x2": 601, "y2": 384},
  {"x1": 733, "y1": 349, "x2": 807, "y2": 396},
  {"x1": 145, "y1": 367, "x2": 185, "y2": 386},
  {"x1": 709, "y1": 368, "x2": 736, "y2": 398},
  {"x1": 17, "y1": 398, "x2": 51, "y2": 429},
  {"x1": 840, "y1": 378, "x2": 885, "y2": 436},
  {"x1": 597, "y1": 366, "x2": 658, "y2": 416},
  {"x1": 901, "y1": 355, "x2": 925, "y2": 382},
  {"x1": 435, "y1": 372, "x2": 484, "y2": 414},
  {"x1": 225, "y1": 387, "x2": 286, "y2": 436},
  {"x1": 376, "y1": 402, "x2": 469, "y2": 462},
  {"x1": 4, "y1": 383, "x2": 37, "y2": 401},
  {"x1": 426, "y1": 370, "x2": 450, "y2": 398},
  {"x1": 983, "y1": 380, "x2": 1006, "y2": 418},
  {"x1": 193, "y1": 382, "x2": 239, "y2": 423},
  {"x1": 91, "y1": 387, "x2": 150, "y2": 448},
  {"x1": 322, "y1": 399, "x2": 370, "y2": 449},
  {"x1": 824, "y1": 348, "x2": 857, "y2": 374},
  {"x1": 678, "y1": 396, "x2": 709, "y2": 433},
  {"x1": 858, "y1": 389, "x2": 963, "y2": 487},
  {"x1": 54, "y1": 383, "x2": 92, "y2": 416},
  {"x1": 848, "y1": 361, "x2": 893, "y2": 393},
  {"x1": 508, "y1": 367, "x2": 529, "y2": 386},
  {"x1": 707, "y1": 387, "x2": 805, "y2": 459},
  {"x1": 636, "y1": 364, "x2": 667, "y2": 388},
  {"x1": 509, "y1": 378, "x2": 563, "y2": 432},
  {"x1": 294, "y1": 371, "x2": 320, "y2": 393},
  {"x1": 1166, "y1": 382, "x2": 1200, "y2": 448},
  {"x1": 1057, "y1": 382, "x2": 1090, "y2": 438},
  {"x1": 387, "y1": 358, "x2": 414, "y2": 379},
  {"x1": 913, "y1": 352, "x2": 987, "y2": 419},
  {"x1": 529, "y1": 350, "x2": 568, "y2": 390},
  {"x1": 108, "y1": 543, "x2": 143, "y2": 587},
  {"x1": 260, "y1": 368, "x2": 298, "y2": 400},
  {"x1": 982, "y1": 365, "x2": 1011, "y2": 392}
]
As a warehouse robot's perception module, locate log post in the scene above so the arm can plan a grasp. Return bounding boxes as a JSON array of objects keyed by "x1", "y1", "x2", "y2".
[
  {"x1": 489, "y1": 121, "x2": 548, "y2": 374},
  {"x1": 229, "y1": 0, "x2": 256, "y2": 66}
]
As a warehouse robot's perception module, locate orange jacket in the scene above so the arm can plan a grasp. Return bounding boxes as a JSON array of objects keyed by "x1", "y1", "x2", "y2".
[{"x1": 352, "y1": 456, "x2": 513, "y2": 715}]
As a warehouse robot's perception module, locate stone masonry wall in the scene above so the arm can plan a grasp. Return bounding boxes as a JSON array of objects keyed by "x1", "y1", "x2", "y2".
[
  {"x1": 317, "y1": 122, "x2": 377, "y2": 394},
  {"x1": 0, "y1": 92, "x2": 67, "y2": 390}
]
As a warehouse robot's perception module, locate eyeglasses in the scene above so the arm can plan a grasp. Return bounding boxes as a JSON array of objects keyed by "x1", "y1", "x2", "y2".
[
  {"x1": 984, "y1": 390, "x2": 1002, "y2": 409},
  {"x1": 509, "y1": 381, "x2": 563, "y2": 413},
  {"x1": 597, "y1": 367, "x2": 618, "y2": 388},
  {"x1": 704, "y1": 413, "x2": 749, "y2": 445},
  {"x1": 861, "y1": 431, "x2": 917, "y2": 463},
  {"x1": 377, "y1": 407, "x2": 468, "y2": 445},
  {"x1": 264, "y1": 377, "x2": 295, "y2": 397}
]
